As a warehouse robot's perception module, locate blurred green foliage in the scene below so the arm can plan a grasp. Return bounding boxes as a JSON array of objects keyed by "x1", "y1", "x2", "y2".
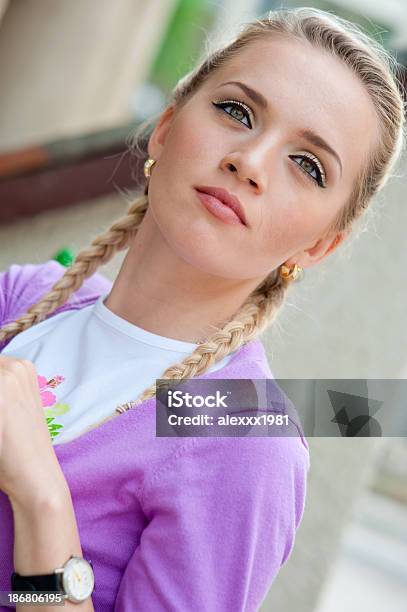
[
  {"x1": 53, "y1": 247, "x2": 75, "y2": 267},
  {"x1": 149, "y1": 0, "x2": 217, "y2": 94}
]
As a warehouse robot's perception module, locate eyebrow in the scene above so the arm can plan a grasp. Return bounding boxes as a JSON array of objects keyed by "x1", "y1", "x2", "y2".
[{"x1": 217, "y1": 80, "x2": 343, "y2": 177}]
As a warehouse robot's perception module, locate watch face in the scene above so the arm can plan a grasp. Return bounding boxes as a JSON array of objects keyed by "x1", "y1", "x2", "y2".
[{"x1": 62, "y1": 557, "x2": 94, "y2": 603}]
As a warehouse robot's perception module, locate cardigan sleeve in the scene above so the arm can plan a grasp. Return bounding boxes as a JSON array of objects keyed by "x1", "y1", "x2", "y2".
[
  {"x1": 0, "y1": 261, "x2": 64, "y2": 327},
  {"x1": 0, "y1": 260, "x2": 112, "y2": 349},
  {"x1": 114, "y1": 429, "x2": 310, "y2": 612},
  {"x1": 0, "y1": 262, "x2": 33, "y2": 325},
  {"x1": 0, "y1": 263, "x2": 44, "y2": 353}
]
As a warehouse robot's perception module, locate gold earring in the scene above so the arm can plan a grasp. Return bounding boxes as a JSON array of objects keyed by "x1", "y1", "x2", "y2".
[
  {"x1": 279, "y1": 263, "x2": 303, "y2": 281},
  {"x1": 144, "y1": 158, "x2": 156, "y2": 178}
]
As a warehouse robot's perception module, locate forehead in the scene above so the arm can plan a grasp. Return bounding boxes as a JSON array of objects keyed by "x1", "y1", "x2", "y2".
[{"x1": 205, "y1": 35, "x2": 379, "y2": 176}]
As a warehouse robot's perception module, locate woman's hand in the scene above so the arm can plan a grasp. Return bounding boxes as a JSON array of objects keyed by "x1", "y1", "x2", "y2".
[{"x1": 0, "y1": 355, "x2": 68, "y2": 507}]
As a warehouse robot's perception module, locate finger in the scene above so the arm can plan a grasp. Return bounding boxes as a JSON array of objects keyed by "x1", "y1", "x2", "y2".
[
  {"x1": 14, "y1": 359, "x2": 43, "y2": 409},
  {"x1": 0, "y1": 357, "x2": 40, "y2": 406}
]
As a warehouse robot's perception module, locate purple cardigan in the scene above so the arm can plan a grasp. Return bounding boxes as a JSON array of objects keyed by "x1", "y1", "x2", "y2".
[{"x1": 0, "y1": 261, "x2": 310, "y2": 611}]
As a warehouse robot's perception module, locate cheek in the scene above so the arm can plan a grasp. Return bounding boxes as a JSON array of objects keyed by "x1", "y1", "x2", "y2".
[
  {"x1": 166, "y1": 112, "x2": 220, "y2": 166},
  {"x1": 258, "y1": 200, "x2": 329, "y2": 260},
  {"x1": 149, "y1": 114, "x2": 220, "y2": 227}
]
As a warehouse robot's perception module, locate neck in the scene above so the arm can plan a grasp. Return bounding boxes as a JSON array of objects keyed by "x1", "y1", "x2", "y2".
[{"x1": 103, "y1": 206, "x2": 265, "y2": 344}]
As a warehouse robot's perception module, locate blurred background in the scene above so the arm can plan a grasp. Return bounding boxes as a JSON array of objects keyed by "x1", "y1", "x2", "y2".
[{"x1": 0, "y1": 1, "x2": 406, "y2": 611}]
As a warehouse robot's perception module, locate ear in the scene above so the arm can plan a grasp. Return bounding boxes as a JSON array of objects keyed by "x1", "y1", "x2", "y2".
[
  {"x1": 286, "y1": 229, "x2": 350, "y2": 270},
  {"x1": 148, "y1": 104, "x2": 177, "y2": 160}
]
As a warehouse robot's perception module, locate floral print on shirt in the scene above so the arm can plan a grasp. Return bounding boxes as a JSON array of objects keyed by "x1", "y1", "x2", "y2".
[{"x1": 37, "y1": 374, "x2": 70, "y2": 440}]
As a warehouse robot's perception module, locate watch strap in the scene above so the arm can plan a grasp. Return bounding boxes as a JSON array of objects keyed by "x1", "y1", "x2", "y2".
[{"x1": 11, "y1": 571, "x2": 63, "y2": 593}]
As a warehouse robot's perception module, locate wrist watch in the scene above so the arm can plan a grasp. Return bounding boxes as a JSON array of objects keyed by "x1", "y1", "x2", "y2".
[{"x1": 11, "y1": 555, "x2": 95, "y2": 604}]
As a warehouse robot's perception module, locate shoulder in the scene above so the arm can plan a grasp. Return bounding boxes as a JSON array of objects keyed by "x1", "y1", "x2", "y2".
[
  {"x1": 141, "y1": 426, "x2": 309, "y2": 508},
  {"x1": 219, "y1": 338, "x2": 309, "y2": 455},
  {"x1": 0, "y1": 259, "x2": 112, "y2": 325}
]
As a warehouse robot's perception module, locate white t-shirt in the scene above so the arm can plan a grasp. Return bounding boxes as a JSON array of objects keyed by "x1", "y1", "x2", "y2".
[{"x1": 1, "y1": 295, "x2": 235, "y2": 445}]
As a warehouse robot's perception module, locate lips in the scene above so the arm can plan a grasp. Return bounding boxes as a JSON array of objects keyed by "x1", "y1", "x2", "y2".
[{"x1": 195, "y1": 186, "x2": 247, "y2": 226}]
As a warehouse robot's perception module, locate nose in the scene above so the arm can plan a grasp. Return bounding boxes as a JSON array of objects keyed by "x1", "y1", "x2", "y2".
[{"x1": 220, "y1": 152, "x2": 265, "y2": 192}]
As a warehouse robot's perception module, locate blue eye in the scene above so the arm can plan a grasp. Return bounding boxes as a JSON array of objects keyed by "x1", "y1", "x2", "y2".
[
  {"x1": 212, "y1": 99, "x2": 253, "y2": 129},
  {"x1": 289, "y1": 154, "x2": 327, "y2": 188}
]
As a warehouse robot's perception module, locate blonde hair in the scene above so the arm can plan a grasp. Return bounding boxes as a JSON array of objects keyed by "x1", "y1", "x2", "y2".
[{"x1": 1, "y1": 7, "x2": 405, "y2": 416}]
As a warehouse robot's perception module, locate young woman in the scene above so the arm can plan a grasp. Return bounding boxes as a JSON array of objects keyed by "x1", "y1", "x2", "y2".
[{"x1": 0, "y1": 7, "x2": 405, "y2": 611}]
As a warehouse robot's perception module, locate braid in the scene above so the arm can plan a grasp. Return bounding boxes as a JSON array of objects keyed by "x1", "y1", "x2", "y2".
[
  {"x1": 121, "y1": 270, "x2": 291, "y2": 410},
  {"x1": 0, "y1": 194, "x2": 148, "y2": 345}
]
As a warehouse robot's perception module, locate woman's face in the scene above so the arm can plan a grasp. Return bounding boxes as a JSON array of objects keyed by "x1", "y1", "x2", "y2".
[{"x1": 147, "y1": 35, "x2": 379, "y2": 281}]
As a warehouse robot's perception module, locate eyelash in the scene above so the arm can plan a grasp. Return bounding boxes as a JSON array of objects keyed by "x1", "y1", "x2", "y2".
[{"x1": 212, "y1": 98, "x2": 327, "y2": 189}]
